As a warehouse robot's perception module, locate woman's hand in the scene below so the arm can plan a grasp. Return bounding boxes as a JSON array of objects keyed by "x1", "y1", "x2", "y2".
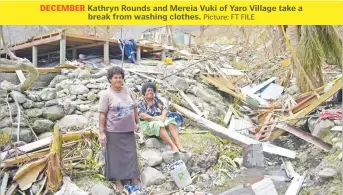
[
  {"x1": 99, "y1": 132, "x2": 107, "y2": 145},
  {"x1": 135, "y1": 123, "x2": 140, "y2": 133}
]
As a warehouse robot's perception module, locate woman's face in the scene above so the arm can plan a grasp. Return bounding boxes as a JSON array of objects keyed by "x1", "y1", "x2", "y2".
[
  {"x1": 144, "y1": 88, "x2": 154, "y2": 99},
  {"x1": 110, "y1": 74, "x2": 123, "y2": 88}
]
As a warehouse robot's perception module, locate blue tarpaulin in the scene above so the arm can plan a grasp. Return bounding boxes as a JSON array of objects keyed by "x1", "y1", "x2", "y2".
[{"x1": 119, "y1": 39, "x2": 137, "y2": 63}]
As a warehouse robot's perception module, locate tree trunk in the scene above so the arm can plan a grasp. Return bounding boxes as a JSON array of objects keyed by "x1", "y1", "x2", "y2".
[
  {"x1": 0, "y1": 25, "x2": 39, "y2": 92},
  {"x1": 286, "y1": 25, "x2": 300, "y2": 53}
]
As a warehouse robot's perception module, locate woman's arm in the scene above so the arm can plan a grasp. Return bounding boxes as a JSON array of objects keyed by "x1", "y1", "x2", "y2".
[
  {"x1": 161, "y1": 108, "x2": 168, "y2": 122},
  {"x1": 139, "y1": 113, "x2": 159, "y2": 121}
]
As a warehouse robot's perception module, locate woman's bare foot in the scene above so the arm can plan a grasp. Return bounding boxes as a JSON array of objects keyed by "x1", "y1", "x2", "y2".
[
  {"x1": 115, "y1": 180, "x2": 124, "y2": 192},
  {"x1": 172, "y1": 146, "x2": 180, "y2": 152},
  {"x1": 131, "y1": 177, "x2": 142, "y2": 189}
]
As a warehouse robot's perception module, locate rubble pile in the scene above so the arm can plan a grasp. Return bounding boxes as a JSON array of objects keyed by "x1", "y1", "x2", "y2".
[{"x1": 0, "y1": 40, "x2": 342, "y2": 195}]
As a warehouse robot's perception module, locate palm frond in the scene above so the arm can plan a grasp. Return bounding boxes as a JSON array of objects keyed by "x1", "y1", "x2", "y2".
[
  {"x1": 296, "y1": 25, "x2": 325, "y2": 92},
  {"x1": 316, "y1": 25, "x2": 342, "y2": 68}
]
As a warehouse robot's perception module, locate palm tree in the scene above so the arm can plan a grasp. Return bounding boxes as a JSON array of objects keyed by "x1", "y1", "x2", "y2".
[{"x1": 285, "y1": 25, "x2": 342, "y2": 92}]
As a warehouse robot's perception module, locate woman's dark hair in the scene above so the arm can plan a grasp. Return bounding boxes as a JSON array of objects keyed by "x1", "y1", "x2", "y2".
[
  {"x1": 141, "y1": 82, "x2": 156, "y2": 95},
  {"x1": 107, "y1": 66, "x2": 125, "y2": 81}
]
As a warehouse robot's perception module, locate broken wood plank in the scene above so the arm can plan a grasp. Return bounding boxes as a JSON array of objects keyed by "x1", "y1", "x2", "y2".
[
  {"x1": 178, "y1": 90, "x2": 202, "y2": 116},
  {"x1": 331, "y1": 126, "x2": 342, "y2": 132},
  {"x1": 291, "y1": 94, "x2": 317, "y2": 114},
  {"x1": 270, "y1": 77, "x2": 342, "y2": 141},
  {"x1": 126, "y1": 68, "x2": 163, "y2": 75},
  {"x1": 285, "y1": 172, "x2": 306, "y2": 195},
  {"x1": 2, "y1": 151, "x2": 50, "y2": 168},
  {"x1": 276, "y1": 123, "x2": 332, "y2": 151},
  {"x1": 15, "y1": 70, "x2": 26, "y2": 84},
  {"x1": 1, "y1": 131, "x2": 96, "y2": 161},
  {"x1": 128, "y1": 69, "x2": 163, "y2": 83},
  {"x1": 282, "y1": 159, "x2": 296, "y2": 179},
  {"x1": 172, "y1": 103, "x2": 296, "y2": 159},
  {"x1": 223, "y1": 108, "x2": 233, "y2": 125},
  {"x1": 5, "y1": 183, "x2": 18, "y2": 195},
  {"x1": 1, "y1": 172, "x2": 9, "y2": 195}
]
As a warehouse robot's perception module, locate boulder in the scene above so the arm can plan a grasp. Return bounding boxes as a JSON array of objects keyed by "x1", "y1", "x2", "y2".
[
  {"x1": 0, "y1": 80, "x2": 16, "y2": 90},
  {"x1": 49, "y1": 75, "x2": 67, "y2": 88},
  {"x1": 33, "y1": 119, "x2": 54, "y2": 134},
  {"x1": 59, "y1": 115, "x2": 88, "y2": 131},
  {"x1": 39, "y1": 88, "x2": 57, "y2": 101},
  {"x1": 25, "y1": 108, "x2": 43, "y2": 118},
  {"x1": 22, "y1": 100, "x2": 34, "y2": 109},
  {"x1": 90, "y1": 184, "x2": 114, "y2": 195},
  {"x1": 10, "y1": 91, "x2": 27, "y2": 104},
  {"x1": 78, "y1": 69, "x2": 91, "y2": 79},
  {"x1": 45, "y1": 99, "x2": 59, "y2": 107},
  {"x1": 145, "y1": 138, "x2": 161, "y2": 148},
  {"x1": 43, "y1": 105, "x2": 65, "y2": 121},
  {"x1": 70, "y1": 85, "x2": 89, "y2": 95},
  {"x1": 318, "y1": 168, "x2": 337, "y2": 179},
  {"x1": 141, "y1": 150, "x2": 163, "y2": 167},
  {"x1": 141, "y1": 167, "x2": 166, "y2": 187}
]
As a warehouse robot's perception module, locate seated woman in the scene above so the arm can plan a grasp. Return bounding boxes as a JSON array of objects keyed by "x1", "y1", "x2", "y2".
[{"x1": 137, "y1": 82, "x2": 185, "y2": 152}]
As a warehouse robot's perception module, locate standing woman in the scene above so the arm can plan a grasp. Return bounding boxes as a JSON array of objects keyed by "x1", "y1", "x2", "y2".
[{"x1": 98, "y1": 66, "x2": 141, "y2": 192}]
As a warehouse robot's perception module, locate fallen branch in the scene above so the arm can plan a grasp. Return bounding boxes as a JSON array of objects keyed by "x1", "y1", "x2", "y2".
[{"x1": 172, "y1": 103, "x2": 296, "y2": 159}]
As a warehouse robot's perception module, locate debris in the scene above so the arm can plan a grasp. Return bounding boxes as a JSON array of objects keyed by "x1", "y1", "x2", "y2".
[
  {"x1": 330, "y1": 126, "x2": 342, "y2": 132},
  {"x1": 243, "y1": 144, "x2": 264, "y2": 168},
  {"x1": 282, "y1": 159, "x2": 296, "y2": 179},
  {"x1": 285, "y1": 172, "x2": 306, "y2": 195},
  {"x1": 250, "y1": 177, "x2": 278, "y2": 195},
  {"x1": 318, "y1": 168, "x2": 337, "y2": 179},
  {"x1": 172, "y1": 103, "x2": 296, "y2": 159}
]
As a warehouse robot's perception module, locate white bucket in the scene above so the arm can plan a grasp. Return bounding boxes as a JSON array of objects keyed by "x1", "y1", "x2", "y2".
[{"x1": 168, "y1": 160, "x2": 192, "y2": 189}]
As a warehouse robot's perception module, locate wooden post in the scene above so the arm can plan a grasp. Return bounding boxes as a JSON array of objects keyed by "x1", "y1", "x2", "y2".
[
  {"x1": 32, "y1": 45, "x2": 38, "y2": 67},
  {"x1": 161, "y1": 50, "x2": 166, "y2": 61},
  {"x1": 136, "y1": 46, "x2": 141, "y2": 62},
  {"x1": 59, "y1": 36, "x2": 66, "y2": 64},
  {"x1": 104, "y1": 41, "x2": 109, "y2": 65},
  {"x1": 72, "y1": 48, "x2": 77, "y2": 60}
]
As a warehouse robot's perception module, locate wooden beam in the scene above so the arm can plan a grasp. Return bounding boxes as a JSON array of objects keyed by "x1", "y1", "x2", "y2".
[
  {"x1": 72, "y1": 48, "x2": 77, "y2": 60},
  {"x1": 15, "y1": 70, "x2": 26, "y2": 84},
  {"x1": 60, "y1": 36, "x2": 66, "y2": 64},
  {"x1": 0, "y1": 67, "x2": 61, "y2": 73},
  {"x1": 161, "y1": 50, "x2": 166, "y2": 61},
  {"x1": 37, "y1": 42, "x2": 105, "y2": 57},
  {"x1": 172, "y1": 103, "x2": 296, "y2": 159},
  {"x1": 104, "y1": 41, "x2": 109, "y2": 65},
  {"x1": 179, "y1": 90, "x2": 202, "y2": 116},
  {"x1": 32, "y1": 45, "x2": 37, "y2": 67},
  {"x1": 0, "y1": 34, "x2": 62, "y2": 54},
  {"x1": 136, "y1": 46, "x2": 141, "y2": 62}
]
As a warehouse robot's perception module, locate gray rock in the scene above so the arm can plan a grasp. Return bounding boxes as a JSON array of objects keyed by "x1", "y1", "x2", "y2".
[
  {"x1": 25, "y1": 108, "x2": 43, "y2": 118},
  {"x1": 87, "y1": 92, "x2": 97, "y2": 101},
  {"x1": 318, "y1": 168, "x2": 337, "y2": 178},
  {"x1": 22, "y1": 100, "x2": 34, "y2": 109},
  {"x1": 162, "y1": 151, "x2": 190, "y2": 164},
  {"x1": 142, "y1": 150, "x2": 163, "y2": 167},
  {"x1": 243, "y1": 144, "x2": 264, "y2": 168},
  {"x1": 59, "y1": 115, "x2": 88, "y2": 131},
  {"x1": 33, "y1": 119, "x2": 54, "y2": 134},
  {"x1": 146, "y1": 138, "x2": 161, "y2": 148},
  {"x1": 43, "y1": 105, "x2": 65, "y2": 121},
  {"x1": 335, "y1": 142, "x2": 342, "y2": 149},
  {"x1": 288, "y1": 85, "x2": 299, "y2": 95},
  {"x1": 333, "y1": 120, "x2": 342, "y2": 126},
  {"x1": 27, "y1": 93, "x2": 41, "y2": 101},
  {"x1": 45, "y1": 99, "x2": 59, "y2": 107},
  {"x1": 77, "y1": 95, "x2": 87, "y2": 101},
  {"x1": 95, "y1": 76, "x2": 109, "y2": 84},
  {"x1": 98, "y1": 83, "x2": 108, "y2": 90},
  {"x1": 33, "y1": 102, "x2": 45, "y2": 108},
  {"x1": 184, "y1": 185, "x2": 196, "y2": 192},
  {"x1": 141, "y1": 167, "x2": 166, "y2": 187},
  {"x1": 171, "y1": 77, "x2": 189, "y2": 92},
  {"x1": 0, "y1": 118, "x2": 11, "y2": 129},
  {"x1": 90, "y1": 184, "x2": 114, "y2": 195},
  {"x1": 70, "y1": 85, "x2": 89, "y2": 95},
  {"x1": 0, "y1": 89, "x2": 7, "y2": 98},
  {"x1": 55, "y1": 177, "x2": 88, "y2": 195},
  {"x1": 49, "y1": 75, "x2": 67, "y2": 88},
  {"x1": 2, "y1": 127, "x2": 34, "y2": 143},
  {"x1": 93, "y1": 69, "x2": 108, "y2": 79},
  {"x1": 312, "y1": 120, "x2": 335, "y2": 138},
  {"x1": 56, "y1": 80, "x2": 73, "y2": 91},
  {"x1": 0, "y1": 80, "x2": 16, "y2": 90},
  {"x1": 10, "y1": 91, "x2": 27, "y2": 104},
  {"x1": 40, "y1": 88, "x2": 57, "y2": 101},
  {"x1": 78, "y1": 69, "x2": 91, "y2": 79},
  {"x1": 77, "y1": 105, "x2": 90, "y2": 112},
  {"x1": 86, "y1": 84, "x2": 99, "y2": 89},
  {"x1": 189, "y1": 85, "x2": 215, "y2": 103},
  {"x1": 0, "y1": 103, "x2": 17, "y2": 120},
  {"x1": 38, "y1": 132, "x2": 53, "y2": 139}
]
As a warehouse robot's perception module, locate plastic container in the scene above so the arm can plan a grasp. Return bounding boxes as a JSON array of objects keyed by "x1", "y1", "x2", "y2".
[{"x1": 168, "y1": 160, "x2": 192, "y2": 189}]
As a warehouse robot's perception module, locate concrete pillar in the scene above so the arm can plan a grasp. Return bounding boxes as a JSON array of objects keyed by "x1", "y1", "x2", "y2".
[
  {"x1": 72, "y1": 48, "x2": 77, "y2": 60},
  {"x1": 60, "y1": 37, "x2": 66, "y2": 64},
  {"x1": 32, "y1": 46, "x2": 37, "y2": 67},
  {"x1": 161, "y1": 50, "x2": 166, "y2": 61},
  {"x1": 104, "y1": 41, "x2": 109, "y2": 65},
  {"x1": 136, "y1": 46, "x2": 141, "y2": 62}
]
